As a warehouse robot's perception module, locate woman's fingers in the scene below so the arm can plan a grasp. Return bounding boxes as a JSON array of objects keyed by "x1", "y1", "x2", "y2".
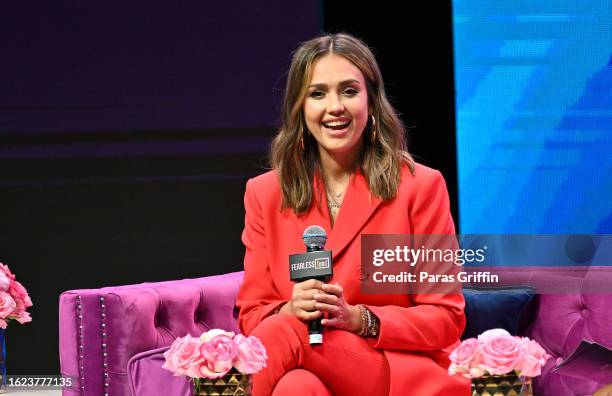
[
  {"x1": 287, "y1": 281, "x2": 342, "y2": 322},
  {"x1": 313, "y1": 293, "x2": 338, "y2": 305},
  {"x1": 296, "y1": 298, "x2": 317, "y2": 311},
  {"x1": 293, "y1": 297, "x2": 324, "y2": 321},
  {"x1": 296, "y1": 308, "x2": 322, "y2": 321},
  {"x1": 321, "y1": 283, "x2": 343, "y2": 296},
  {"x1": 314, "y1": 302, "x2": 341, "y2": 315},
  {"x1": 297, "y1": 279, "x2": 325, "y2": 292},
  {"x1": 292, "y1": 288, "x2": 321, "y2": 304},
  {"x1": 320, "y1": 317, "x2": 338, "y2": 326}
]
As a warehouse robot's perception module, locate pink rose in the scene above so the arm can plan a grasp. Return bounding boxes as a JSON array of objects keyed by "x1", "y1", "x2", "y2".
[
  {"x1": 200, "y1": 329, "x2": 235, "y2": 343},
  {"x1": 187, "y1": 334, "x2": 237, "y2": 379},
  {"x1": 0, "y1": 272, "x2": 10, "y2": 292},
  {"x1": 450, "y1": 338, "x2": 480, "y2": 367},
  {"x1": 0, "y1": 263, "x2": 15, "y2": 281},
  {"x1": 162, "y1": 335, "x2": 201, "y2": 376},
  {"x1": 0, "y1": 264, "x2": 32, "y2": 328},
  {"x1": 478, "y1": 328, "x2": 511, "y2": 343},
  {"x1": 0, "y1": 291, "x2": 16, "y2": 320},
  {"x1": 9, "y1": 281, "x2": 33, "y2": 309},
  {"x1": 14, "y1": 311, "x2": 32, "y2": 324},
  {"x1": 448, "y1": 338, "x2": 485, "y2": 378},
  {"x1": 162, "y1": 336, "x2": 185, "y2": 372},
  {"x1": 515, "y1": 338, "x2": 550, "y2": 377},
  {"x1": 233, "y1": 334, "x2": 267, "y2": 374},
  {"x1": 479, "y1": 331, "x2": 522, "y2": 375}
]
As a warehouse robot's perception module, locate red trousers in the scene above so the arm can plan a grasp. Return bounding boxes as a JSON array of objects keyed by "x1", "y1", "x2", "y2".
[{"x1": 250, "y1": 314, "x2": 390, "y2": 396}]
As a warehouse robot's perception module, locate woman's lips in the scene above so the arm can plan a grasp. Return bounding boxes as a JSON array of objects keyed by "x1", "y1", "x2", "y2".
[{"x1": 322, "y1": 120, "x2": 352, "y2": 136}]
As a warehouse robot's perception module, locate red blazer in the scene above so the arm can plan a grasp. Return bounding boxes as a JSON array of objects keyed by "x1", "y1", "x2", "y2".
[{"x1": 237, "y1": 163, "x2": 468, "y2": 395}]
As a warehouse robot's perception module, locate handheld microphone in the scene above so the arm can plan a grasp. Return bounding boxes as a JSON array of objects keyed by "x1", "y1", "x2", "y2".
[{"x1": 289, "y1": 225, "x2": 333, "y2": 345}]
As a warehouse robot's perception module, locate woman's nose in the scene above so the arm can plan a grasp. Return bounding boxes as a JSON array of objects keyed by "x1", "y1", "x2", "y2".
[{"x1": 326, "y1": 93, "x2": 345, "y2": 114}]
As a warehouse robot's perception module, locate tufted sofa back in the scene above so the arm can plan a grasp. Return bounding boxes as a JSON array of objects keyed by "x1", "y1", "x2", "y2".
[
  {"x1": 525, "y1": 293, "x2": 612, "y2": 395},
  {"x1": 59, "y1": 272, "x2": 243, "y2": 396}
]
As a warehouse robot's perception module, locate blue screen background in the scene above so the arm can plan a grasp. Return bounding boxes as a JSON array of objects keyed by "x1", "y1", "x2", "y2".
[{"x1": 452, "y1": 1, "x2": 612, "y2": 233}]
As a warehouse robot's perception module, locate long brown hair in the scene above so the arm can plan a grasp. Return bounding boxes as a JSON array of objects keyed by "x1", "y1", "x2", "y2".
[{"x1": 270, "y1": 32, "x2": 414, "y2": 214}]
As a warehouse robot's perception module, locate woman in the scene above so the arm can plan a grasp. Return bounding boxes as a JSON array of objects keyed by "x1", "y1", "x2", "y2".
[{"x1": 236, "y1": 33, "x2": 470, "y2": 396}]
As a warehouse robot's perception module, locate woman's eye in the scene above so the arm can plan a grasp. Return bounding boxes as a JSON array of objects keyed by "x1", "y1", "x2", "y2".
[
  {"x1": 309, "y1": 90, "x2": 324, "y2": 98},
  {"x1": 308, "y1": 88, "x2": 358, "y2": 99}
]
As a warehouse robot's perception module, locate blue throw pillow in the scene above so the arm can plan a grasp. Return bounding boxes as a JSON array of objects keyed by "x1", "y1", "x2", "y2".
[{"x1": 462, "y1": 286, "x2": 536, "y2": 340}]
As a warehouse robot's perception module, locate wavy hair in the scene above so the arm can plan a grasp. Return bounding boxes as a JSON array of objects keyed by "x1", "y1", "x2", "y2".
[{"x1": 270, "y1": 32, "x2": 414, "y2": 214}]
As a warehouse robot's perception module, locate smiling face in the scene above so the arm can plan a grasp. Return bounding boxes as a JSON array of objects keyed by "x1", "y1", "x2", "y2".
[{"x1": 303, "y1": 53, "x2": 370, "y2": 162}]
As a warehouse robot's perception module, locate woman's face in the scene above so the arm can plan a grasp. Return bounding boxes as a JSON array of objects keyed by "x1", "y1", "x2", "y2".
[{"x1": 303, "y1": 53, "x2": 370, "y2": 159}]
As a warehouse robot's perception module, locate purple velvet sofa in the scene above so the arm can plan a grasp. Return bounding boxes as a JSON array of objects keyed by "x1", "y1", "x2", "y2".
[
  {"x1": 59, "y1": 271, "x2": 611, "y2": 396},
  {"x1": 59, "y1": 272, "x2": 243, "y2": 396}
]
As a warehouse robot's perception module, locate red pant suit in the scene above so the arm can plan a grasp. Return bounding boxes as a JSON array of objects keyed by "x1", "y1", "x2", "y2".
[{"x1": 236, "y1": 163, "x2": 470, "y2": 396}]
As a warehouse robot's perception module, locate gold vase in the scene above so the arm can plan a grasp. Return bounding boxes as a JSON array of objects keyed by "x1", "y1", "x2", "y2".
[
  {"x1": 471, "y1": 373, "x2": 532, "y2": 396},
  {"x1": 195, "y1": 369, "x2": 252, "y2": 396}
]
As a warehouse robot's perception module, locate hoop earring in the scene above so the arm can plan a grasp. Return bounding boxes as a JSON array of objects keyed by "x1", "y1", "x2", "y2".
[{"x1": 370, "y1": 114, "x2": 377, "y2": 143}]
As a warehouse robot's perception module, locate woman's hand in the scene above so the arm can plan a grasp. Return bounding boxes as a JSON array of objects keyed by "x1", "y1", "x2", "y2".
[
  {"x1": 315, "y1": 283, "x2": 362, "y2": 333},
  {"x1": 279, "y1": 279, "x2": 326, "y2": 321}
]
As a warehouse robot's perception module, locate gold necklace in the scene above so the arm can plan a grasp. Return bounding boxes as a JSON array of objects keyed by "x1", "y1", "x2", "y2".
[
  {"x1": 325, "y1": 185, "x2": 344, "y2": 209},
  {"x1": 327, "y1": 196, "x2": 342, "y2": 209}
]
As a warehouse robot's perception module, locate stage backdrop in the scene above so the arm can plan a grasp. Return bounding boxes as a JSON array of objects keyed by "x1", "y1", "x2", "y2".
[
  {"x1": 453, "y1": 0, "x2": 612, "y2": 233},
  {"x1": 1, "y1": 1, "x2": 458, "y2": 375},
  {"x1": 0, "y1": 2, "x2": 321, "y2": 374}
]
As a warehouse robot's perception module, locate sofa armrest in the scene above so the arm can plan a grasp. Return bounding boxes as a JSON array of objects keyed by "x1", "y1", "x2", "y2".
[{"x1": 59, "y1": 271, "x2": 243, "y2": 396}]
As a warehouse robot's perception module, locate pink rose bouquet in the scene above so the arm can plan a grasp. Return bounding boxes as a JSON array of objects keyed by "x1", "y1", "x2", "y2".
[
  {"x1": 163, "y1": 329, "x2": 267, "y2": 392},
  {"x1": 449, "y1": 329, "x2": 550, "y2": 379},
  {"x1": 0, "y1": 262, "x2": 33, "y2": 329}
]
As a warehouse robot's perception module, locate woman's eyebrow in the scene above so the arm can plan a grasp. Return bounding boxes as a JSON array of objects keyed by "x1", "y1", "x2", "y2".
[{"x1": 308, "y1": 79, "x2": 361, "y2": 88}]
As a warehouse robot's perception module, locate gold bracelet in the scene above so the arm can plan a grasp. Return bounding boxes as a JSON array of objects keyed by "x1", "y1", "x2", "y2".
[
  {"x1": 358, "y1": 304, "x2": 368, "y2": 336},
  {"x1": 365, "y1": 307, "x2": 373, "y2": 336},
  {"x1": 358, "y1": 306, "x2": 380, "y2": 338}
]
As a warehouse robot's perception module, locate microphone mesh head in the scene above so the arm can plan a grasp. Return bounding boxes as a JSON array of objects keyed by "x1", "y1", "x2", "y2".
[{"x1": 303, "y1": 225, "x2": 327, "y2": 248}]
